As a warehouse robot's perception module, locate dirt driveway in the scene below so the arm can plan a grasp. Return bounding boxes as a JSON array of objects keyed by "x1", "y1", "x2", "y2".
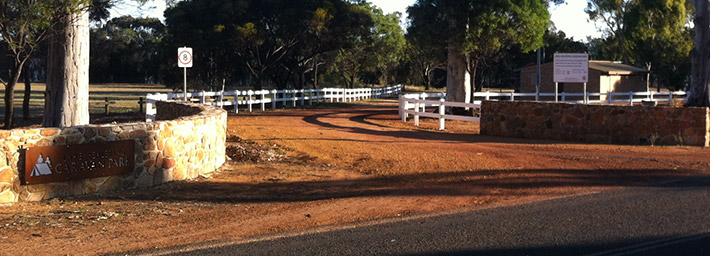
[{"x1": 1, "y1": 99, "x2": 709, "y2": 255}]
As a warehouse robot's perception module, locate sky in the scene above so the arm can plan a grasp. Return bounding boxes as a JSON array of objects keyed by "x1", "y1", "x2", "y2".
[{"x1": 110, "y1": 0, "x2": 603, "y2": 42}]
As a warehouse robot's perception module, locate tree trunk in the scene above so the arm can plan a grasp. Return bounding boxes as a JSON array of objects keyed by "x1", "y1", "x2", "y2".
[
  {"x1": 43, "y1": 9, "x2": 90, "y2": 127},
  {"x1": 469, "y1": 59, "x2": 480, "y2": 92},
  {"x1": 424, "y1": 66, "x2": 431, "y2": 91},
  {"x1": 22, "y1": 63, "x2": 31, "y2": 121},
  {"x1": 688, "y1": 0, "x2": 710, "y2": 107},
  {"x1": 3, "y1": 63, "x2": 24, "y2": 129},
  {"x1": 313, "y1": 55, "x2": 319, "y2": 89},
  {"x1": 445, "y1": 44, "x2": 471, "y2": 104}
]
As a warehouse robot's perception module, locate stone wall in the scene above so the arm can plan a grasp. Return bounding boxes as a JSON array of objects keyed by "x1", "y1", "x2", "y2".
[
  {"x1": 481, "y1": 101, "x2": 709, "y2": 147},
  {"x1": 0, "y1": 102, "x2": 227, "y2": 204}
]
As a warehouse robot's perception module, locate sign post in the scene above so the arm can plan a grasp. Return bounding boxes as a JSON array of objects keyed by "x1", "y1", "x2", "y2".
[
  {"x1": 553, "y1": 53, "x2": 588, "y2": 103},
  {"x1": 178, "y1": 47, "x2": 193, "y2": 102}
]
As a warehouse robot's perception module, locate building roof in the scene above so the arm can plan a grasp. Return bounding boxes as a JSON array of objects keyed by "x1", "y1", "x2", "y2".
[
  {"x1": 520, "y1": 60, "x2": 650, "y2": 75},
  {"x1": 588, "y1": 60, "x2": 649, "y2": 75}
]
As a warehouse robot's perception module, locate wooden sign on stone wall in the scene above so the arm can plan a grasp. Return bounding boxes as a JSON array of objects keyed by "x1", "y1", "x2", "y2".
[{"x1": 23, "y1": 140, "x2": 135, "y2": 185}]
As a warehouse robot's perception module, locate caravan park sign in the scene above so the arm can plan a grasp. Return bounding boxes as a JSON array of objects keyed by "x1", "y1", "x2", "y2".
[{"x1": 24, "y1": 140, "x2": 135, "y2": 185}]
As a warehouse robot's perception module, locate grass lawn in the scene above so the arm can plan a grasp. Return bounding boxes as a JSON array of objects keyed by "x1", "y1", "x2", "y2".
[{"x1": 0, "y1": 83, "x2": 172, "y2": 120}]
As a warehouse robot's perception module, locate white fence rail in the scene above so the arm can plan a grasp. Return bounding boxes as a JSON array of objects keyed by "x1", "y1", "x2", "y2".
[
  {"x1": 399, "y1": 90, "x2": 688, "y2": 130},
  {"x1": 146, "y1": 85, "x2": 403, "y2": 121}
]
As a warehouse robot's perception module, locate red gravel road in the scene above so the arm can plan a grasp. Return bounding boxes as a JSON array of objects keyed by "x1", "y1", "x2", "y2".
[{"x1": 1, "y1": 98, "x2": 709, "y2": 255}]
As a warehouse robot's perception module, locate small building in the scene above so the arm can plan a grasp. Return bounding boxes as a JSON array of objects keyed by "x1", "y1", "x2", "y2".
[{"x1": 520, "y1": 60, "x2": 650, "y2": 100}]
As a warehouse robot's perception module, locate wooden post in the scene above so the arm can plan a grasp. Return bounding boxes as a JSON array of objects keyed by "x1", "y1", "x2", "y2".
[
  {"x1": 138, "y1": 97, "x2": 145, "y2": 113},
  {"x1": 104, "y1": 97, "x2": 110, "y2": 115}
]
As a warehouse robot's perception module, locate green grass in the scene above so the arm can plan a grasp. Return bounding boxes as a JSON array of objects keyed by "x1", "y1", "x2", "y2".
[{"x1": 0, "y1": 83, "x2": 172, "y2": 119}]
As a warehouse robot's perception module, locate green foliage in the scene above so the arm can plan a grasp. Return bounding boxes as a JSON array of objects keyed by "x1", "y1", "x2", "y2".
[
  {"x1": 161, "y1": 0, "x2": 372, "y2": 90},
  {"x1": 624, "y1": 0, "x2": 691, "y2": 90},
  {"x1": 330, "y1": 2, "x2": 406, "y2": 87},
  {"x1": 587, "y1": 0, "x2": 692, "y2": 90},
  {"x1": 408, "y1": 0, "x2": 550, "y2": 91},
  {"x1": 90, "y1": 16, "x2": 166, "y2": 83}
]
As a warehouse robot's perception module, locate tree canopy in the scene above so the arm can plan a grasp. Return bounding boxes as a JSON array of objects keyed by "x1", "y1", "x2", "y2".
[
  {"x1": 408, "y1": 0, "x2": 550, "y2": 100},
  {"x1": 161, "y1": 0, "x2": 373, "y2": 90}
]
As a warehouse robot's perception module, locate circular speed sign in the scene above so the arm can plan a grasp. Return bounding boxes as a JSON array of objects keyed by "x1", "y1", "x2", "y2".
[{"x1": 177, "y1": 47, "x2": 193, "y2": 68}]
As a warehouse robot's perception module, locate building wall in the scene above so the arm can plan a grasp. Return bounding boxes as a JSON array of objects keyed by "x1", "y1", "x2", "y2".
[
  {"x1": 0, "y1": 102, "x2": 227, "y2": 204},
  {"x1": 480, "y1": 101, "x2": 709, "y2": 147}
]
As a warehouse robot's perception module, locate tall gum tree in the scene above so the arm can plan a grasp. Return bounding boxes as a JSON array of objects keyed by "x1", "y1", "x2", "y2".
[
  {"x1": 689, "y1": 0, "x2": 710, "y2": 106},
  {"x1": 408, "y1": 0, "x2": 549, "y2": 104},
  {"x1": 43, "y1": 2, "x2": 91, "y2": 127},
  {"x1": 0, "y1": 0, "x2": 57, "y2": 128}
]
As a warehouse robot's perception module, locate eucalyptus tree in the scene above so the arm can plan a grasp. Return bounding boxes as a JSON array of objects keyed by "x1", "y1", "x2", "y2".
[
  {"x1": 332, "y1": 1, "x2": 404, "y2": 87},
  {"x1": 0, "y1": 0, "x2": 64, "y2": 128},
  {"x1": 163, "y1": 0, "x2": 372, "y2": 90},
  {"x1": 689, "y1": 0, "x2": 710, "y2": 106},
  {"x1": 408, "y1": 0, "x2": 549, "y2": 104}
]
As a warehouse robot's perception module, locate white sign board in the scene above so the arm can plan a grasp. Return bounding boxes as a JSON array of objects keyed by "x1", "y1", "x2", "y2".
[
  {"x1": 178, "y1": 47, "x2": 193, "y2": 68},
  {"x1": 554, "y1": 53, "x2": 588, "y2": 83}
]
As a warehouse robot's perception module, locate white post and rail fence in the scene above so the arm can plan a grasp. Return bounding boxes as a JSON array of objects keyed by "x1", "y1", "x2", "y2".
[
  {"x1": 399, "y1": 90, "x2": 689, "y2": 130},
  {"x1": 145, "y1": 85, "x2": 403, "y2": 121}
]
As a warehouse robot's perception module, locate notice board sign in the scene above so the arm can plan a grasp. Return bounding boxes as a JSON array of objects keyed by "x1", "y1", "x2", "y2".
[
  {"x1": 23, "y1": 140, "x2": 135, "y2": 185},
  {"x1": 554, "y1": 53, "x2": 589, "y2": 83}
]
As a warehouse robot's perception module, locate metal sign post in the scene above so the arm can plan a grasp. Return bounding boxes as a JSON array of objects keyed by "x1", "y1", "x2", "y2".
[
  {"x1": 178, "y1": 47, "x2": 193, "y2": 102},
  {"x1": 553, "y1": 53, "x2": 589, "y2": 103}
]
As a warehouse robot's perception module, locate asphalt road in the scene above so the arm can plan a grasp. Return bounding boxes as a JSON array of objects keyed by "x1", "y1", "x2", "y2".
[{"x1": 161, "y1": 176, "x2": 710, "y2": 256}]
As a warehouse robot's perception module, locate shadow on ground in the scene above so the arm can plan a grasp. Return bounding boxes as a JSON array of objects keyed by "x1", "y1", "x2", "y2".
[{"x1": 74, "y1": 168, "x2": 710, "y2": 204}]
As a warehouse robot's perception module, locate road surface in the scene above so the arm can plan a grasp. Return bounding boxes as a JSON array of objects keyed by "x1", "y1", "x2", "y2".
[{"x1": 164, "y1": 177, "x2": 710, "y2": 256}]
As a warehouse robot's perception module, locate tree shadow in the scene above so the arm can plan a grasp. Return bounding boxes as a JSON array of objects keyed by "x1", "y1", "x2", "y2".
[
  {"x1": 74, "y1": 168, "x2": 710, "y2": 204},
  {"x1": 296, "y1": 109, "x2": 562, "y2": 145}
]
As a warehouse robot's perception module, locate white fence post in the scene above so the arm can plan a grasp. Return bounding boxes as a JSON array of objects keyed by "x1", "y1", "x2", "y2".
[
  {"x1": 300, "y1": 89, "x2": 305, "y2": 106},
  {"x1": 414, "y1": 100, "x2": 420, "y2": 127},
  {"x1": 200, "y1": 91, "x2": 206, "y2": 104},
  {"x1": 308, "y1": 89, "x2": 313, "y2": 105},
  {"x1": 260, "y1": 90, "x2": 266, "y2": 111},
  {"x1": 420, "y1": 93, "x2": 427, "y2": 113},
  {"x1": 234, "y1": 90, "x2": 240, "y2": 114},
  {"x1": 292, "y1": 90, "x2": 297, "y2": 107},
  {"x1": 439, "y1": 98, "x2": 445, "y2": 130},
  {"x1": 629, "y1": 93, "x2": 634, "y2": 106},
  {"x1": 272, "y1": 90, "x2": 278, "y2": 109},
  {"x1": 400, "y1": 95, "x2": 409, "y2": 123},
  {"x1": 247, "y1": 90, "x2": 253, "y2": 112}
]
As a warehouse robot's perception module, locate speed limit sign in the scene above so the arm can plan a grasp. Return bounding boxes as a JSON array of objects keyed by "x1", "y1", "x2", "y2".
[{"x1": 178, "y1": 47, "x2": 193, "y2": 68}]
